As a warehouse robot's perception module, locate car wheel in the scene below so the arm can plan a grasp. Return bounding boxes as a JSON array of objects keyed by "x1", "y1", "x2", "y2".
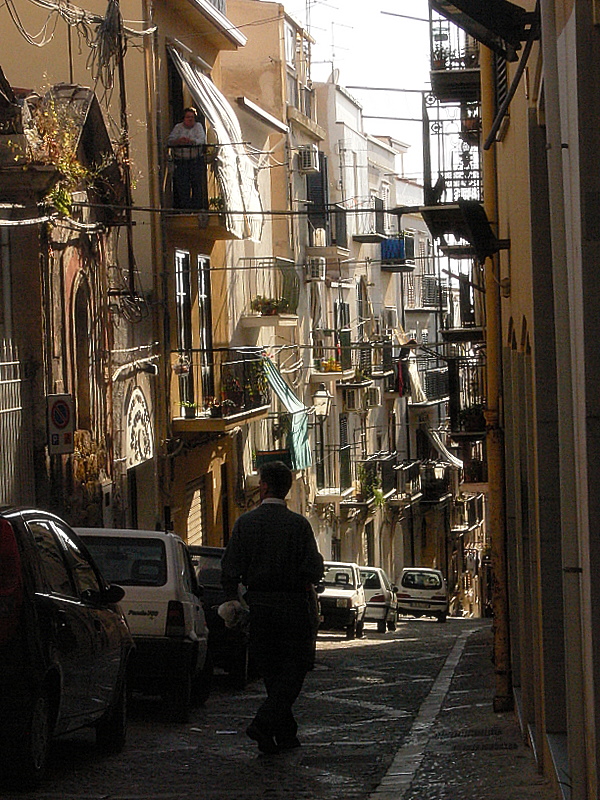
[
  {"x1": 345, "y1": 619, "x2": 356, "y2": 639},
  {"x1": 164, "y1": 671, "x2": 192, "y2": 723},
  {"x1": 96, "y1": 675, "x2": 127, "y2": 754},
  {"x1": 229, "y1": 644, "x2": 249, "y2": 689},
  {"x1": 436, "y1": 612, "x2": 447, "y2": 623},
  {"x1": 377, "y1": 619, "x2": 387, "y2": 633},
  {"x1": 5, "y1": 690, "x2": 53, "y2": 789},
  {"x1": 356, "y1": 619, "x2": 365, "y2": 638},
  {"x1": 193, "y1": 650, "x2": 213, "y2": 705},
  {"x1": 387, "y1": 617, "x2": 397, "y2": 632}
]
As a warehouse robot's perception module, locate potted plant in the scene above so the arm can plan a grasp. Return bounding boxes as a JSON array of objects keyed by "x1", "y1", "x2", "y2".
[
  {"x1": 459, "y1": 403, "x2": 486, "y2": 432},
  {"x1": 250, "y1": 295, "x2": 290, "y2": 316},
  {"x1": 180, "y1": 400, "x2": 198, "y2": 419},
  {"x1": 432, "y1": 45, "x2": 449, "y2": 70}
]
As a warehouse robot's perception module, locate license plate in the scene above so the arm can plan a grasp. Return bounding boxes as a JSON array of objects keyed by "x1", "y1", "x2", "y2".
[{"x1": 412, "y1": 601, "x2": 431, "y2": 609}]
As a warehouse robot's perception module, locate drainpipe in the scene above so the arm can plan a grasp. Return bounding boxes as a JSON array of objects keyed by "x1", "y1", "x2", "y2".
[
  {"x1": 539, "y1": 1, "x2": 590, "y2": 796},
  {"x1": 480, "y1": 46, "x2": 511, "y2": 712}
]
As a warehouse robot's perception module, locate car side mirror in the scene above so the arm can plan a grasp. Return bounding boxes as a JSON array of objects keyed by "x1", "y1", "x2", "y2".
[{"x1": 83, "y1": 584, "x2": 125, "y2": 605}]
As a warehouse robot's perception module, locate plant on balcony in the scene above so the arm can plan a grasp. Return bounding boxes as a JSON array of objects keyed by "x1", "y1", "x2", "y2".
[
  {"x1": 356, "y1": 463, "x2": 382, "y2": 503},
  {"x1": 432, "y1": 45, "x2": 449, "y2": 70},
  {"x1": 322, "y1": 357, "x2": 342, "y2": 373},
  {"x1": 459, "y1": 403, "x2": 486, "y2": 432},
  {"x1": 250, "y1": 295, "x2": 290, "y2": 316}
]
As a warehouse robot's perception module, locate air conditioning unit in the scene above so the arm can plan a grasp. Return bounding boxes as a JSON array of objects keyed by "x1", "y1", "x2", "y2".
[
  {"x1": 306, "y1": 257, "x2": 326, "y2": 281},
  {"x1": 343, "y1": 388, "x2": 363, "y2": 412},
  {"x1": 298, "y1": 144, "x2": 320, "y2": 173},
  {"x1": 366, "y1": 387, "x2": 381, "y2": 408}
]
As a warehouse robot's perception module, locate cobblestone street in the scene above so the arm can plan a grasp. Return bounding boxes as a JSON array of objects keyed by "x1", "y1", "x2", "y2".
[{"x1": 2, "y1": 619, "x2": 553, "y2": 800}]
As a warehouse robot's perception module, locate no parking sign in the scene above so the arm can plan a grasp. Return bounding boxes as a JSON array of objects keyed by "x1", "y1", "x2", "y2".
[{"x1": 47, "y1": 394, "x2": 75, "y2": 455}]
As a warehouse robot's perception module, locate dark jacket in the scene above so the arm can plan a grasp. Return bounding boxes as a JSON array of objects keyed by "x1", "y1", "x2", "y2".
[{"x1": 221, "y1": 502, "x2": 323, "y2": 600}]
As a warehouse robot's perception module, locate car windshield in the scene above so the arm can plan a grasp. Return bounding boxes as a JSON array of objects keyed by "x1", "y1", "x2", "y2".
[
  {"x1": 81, "y1": 536, "x2": 167, "y2": 587},
  {"x1": 194, "y1": 556, "x2": 222, "y2": 587},
  {"x1": 402, "y1": 571, "x2": 442, "y2": 590},
  {"x1": 323, "y1": 565, "x2": 355, "y2": 588}
]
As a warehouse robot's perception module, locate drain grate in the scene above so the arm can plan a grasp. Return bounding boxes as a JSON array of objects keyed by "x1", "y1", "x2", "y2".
[
  {"x1": 452, "y1": 741, "x2": 519, "y2": 752},
  {"x1": 434, "y1": 727, "x2": 502, "y2": 740}
]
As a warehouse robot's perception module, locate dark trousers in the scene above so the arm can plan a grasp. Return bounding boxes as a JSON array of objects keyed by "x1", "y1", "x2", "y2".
[
  {"x1": 249, "y1": 595, "x2": 314, "y2": 742},
  {"x1": 173, "y1": 157, "x2": 207, "y2": 210}
]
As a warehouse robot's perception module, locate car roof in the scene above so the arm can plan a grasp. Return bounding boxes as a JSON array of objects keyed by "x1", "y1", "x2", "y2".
[
  {"x1": 324, "y1": 560, "x2": 360, "y2": 569},
  {"x1": 76, "y1": 527, "x2": 185, "y2": 543},
  {"x1": 189, "y1": 545, "x2": 225, "y2": 557},
  {"x1": 360, "y1": 566, "x2": 385, "y2": 572},
  {"x1": 401, "y1": 567, "x2": 443, "y2": 574}
]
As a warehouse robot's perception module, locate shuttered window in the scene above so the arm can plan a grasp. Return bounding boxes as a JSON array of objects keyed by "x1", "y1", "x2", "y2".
[{"x1": 186, "y1": 475, "x2": 209, "y2": 546}]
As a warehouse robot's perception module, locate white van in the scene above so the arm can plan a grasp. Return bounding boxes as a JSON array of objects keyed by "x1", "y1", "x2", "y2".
[
  {"x1": 77, "y1": 528, "x2": 210, "y2": 721},
  {"x1": 397, "y1": 567, "x2": 449, "y2": 623}
]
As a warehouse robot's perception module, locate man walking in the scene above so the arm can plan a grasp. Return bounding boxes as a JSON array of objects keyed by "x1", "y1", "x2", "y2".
[{"x1": 221, "y1": 461, "x2": 323, "y2": 754}]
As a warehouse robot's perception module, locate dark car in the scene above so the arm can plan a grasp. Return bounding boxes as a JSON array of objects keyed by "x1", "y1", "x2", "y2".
[
  {"x1": 189, "y1": 545, "x2": 251, "y2": 688},
  {"x1": 0, "y1": 507, "x2": 134, "y2": 788}
]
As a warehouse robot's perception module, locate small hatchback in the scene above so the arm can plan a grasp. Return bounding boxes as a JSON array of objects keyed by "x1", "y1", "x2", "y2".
[
  {"x1": 396, "y1": 567, "x2": 449, "y2": 623},
  {"x1": 0, "y1": 507, "x2": 133, "y2": 788},
  {"x1": 319, "y1": 561, "x2": 367, "y2": 639},
  {"x1": 78, "y1": 528, "x2": 211, "y2": 721},
  {"x1": 360, "y1": 566, "x2": 398, "y2": 632}
]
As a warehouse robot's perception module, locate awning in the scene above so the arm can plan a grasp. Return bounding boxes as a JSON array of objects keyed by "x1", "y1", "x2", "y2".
[
  {"x1": 262, "y1": 357, "x2": 312, "y2": 471},
  {"x1": 431, "y1": 0, "x2": 537, "y2": 61},
  {"x1": 426, "y1": 427, "x2": 463, "y2": 470},
  {"x1": 168, "y1": 46, "x2": 263, "y2": 241}
]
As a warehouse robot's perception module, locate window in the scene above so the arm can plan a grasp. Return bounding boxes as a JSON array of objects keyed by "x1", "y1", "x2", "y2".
[
  {"x1": 197, "y1": 256, "x2": 214, "y2": 399},
  {"x1": 54, "y1": 522, "x2": 101, "y2": 595},
  {"x1": 29, "y1": 520, "x2": 74, "y2": 597},
  {"x1": 175, "y1": 250, "x2": 194, "y2": 404},
  {"x1": 74, "y1": 281, "x2": 92, "y2": 430},
  {"x1": 186, "y1": 475, "x2": 209, "y2": 546}
]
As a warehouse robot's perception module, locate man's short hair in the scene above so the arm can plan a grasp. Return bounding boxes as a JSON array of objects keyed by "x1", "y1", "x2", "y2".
[
  {"x1": 259, "y1": 461, "x2": 293, "y2": 499},
  {"x1": 183, "y1": 107, "x2": 197, "y2": 118}
]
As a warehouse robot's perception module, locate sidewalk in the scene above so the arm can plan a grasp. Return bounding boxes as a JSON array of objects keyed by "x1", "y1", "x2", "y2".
[{"x1": 369, "y1": 623, "x2": 556, "y2": 800}]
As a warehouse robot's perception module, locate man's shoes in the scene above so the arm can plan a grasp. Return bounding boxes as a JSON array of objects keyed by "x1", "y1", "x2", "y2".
[
  {"x1": 246, "y1": 723, "x2": 279, "y2": 755},
  {"x1": 276, "y1": 736, "x2": 301, "y2": 751}
]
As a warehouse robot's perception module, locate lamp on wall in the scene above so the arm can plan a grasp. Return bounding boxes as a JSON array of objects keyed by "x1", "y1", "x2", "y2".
[{"x1": 312, "y1": 382, "x2": 333, "y2": 420}]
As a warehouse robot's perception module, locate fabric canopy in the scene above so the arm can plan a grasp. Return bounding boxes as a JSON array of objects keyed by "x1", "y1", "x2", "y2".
[
  {"x1": 168, "y1": 47, "x2": 263, "y2": 241},
  {"x1": 426, "y1": 427, "x2": 463, "y2": 470},
  {"x1": 262, "y1": 357, "x2": 312, "y2": 471}
]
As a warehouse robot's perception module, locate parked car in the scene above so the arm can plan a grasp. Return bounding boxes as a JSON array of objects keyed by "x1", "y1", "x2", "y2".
[
  {"x1": 189, "y1": 545, "x2": 251, "y2": 688},
  {"x1": 77, "y1": 528, "x2": 211, "y2": 721},
  {"x1": 319, "y1": 561, "x2": 367, "y2": 639},
  {"x1": 0, "y1": 507, "x2": 133, "y2": 788},
  {"x1": 360, "y1": 566, "x2": 398, "y2": 632},
  {"x1": 396, "y1": 567, "x2": 449, "y2": 623}
]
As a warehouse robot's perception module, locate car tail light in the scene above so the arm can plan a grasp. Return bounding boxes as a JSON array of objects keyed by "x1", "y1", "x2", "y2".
[
  {"x1": 165, "y1": 600, "x2": 186, "y2": 637},
  {"x1": 396, "y1": 592, "x2": 412, "y2": 599},
  {"x1": 432, "y1": 594, "x2": 447, "y2": 601},
  {"x1": 370, "y1": 593, "x2": 385, "y2": 603},
  {"x1": 0, "y1": 518, "x2": 24, "y2": 643}
]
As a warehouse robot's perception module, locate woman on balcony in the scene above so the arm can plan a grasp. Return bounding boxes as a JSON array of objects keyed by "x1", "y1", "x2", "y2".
[{"x1": 168, "y1": 107, "x2": 207, "y2": 210}]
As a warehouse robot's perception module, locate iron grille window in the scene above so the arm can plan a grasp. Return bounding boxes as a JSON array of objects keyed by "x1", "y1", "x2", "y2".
[{"x1": 339, "y1": 414, "x2": 352, "y2": 490}]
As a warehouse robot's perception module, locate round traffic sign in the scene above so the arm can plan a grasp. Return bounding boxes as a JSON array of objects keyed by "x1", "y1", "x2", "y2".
[{"x1": 50, "y1": 399, "x2": 71, "y2": 430}]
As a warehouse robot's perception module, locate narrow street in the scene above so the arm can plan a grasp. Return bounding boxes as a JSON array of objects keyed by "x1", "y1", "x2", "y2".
[{"x1": 1, "y1": 618, "x2": 549, "y2": 800}]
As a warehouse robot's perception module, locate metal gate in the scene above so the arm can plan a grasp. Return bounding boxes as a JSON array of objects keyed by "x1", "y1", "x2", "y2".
[{"x1": 0, "y1": 342, "x2": 35, "y2": 505}]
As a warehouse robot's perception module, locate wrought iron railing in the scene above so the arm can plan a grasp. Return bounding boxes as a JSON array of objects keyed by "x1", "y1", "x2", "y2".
[{"x1": 172, "y1": 347, "x2": 270, "y2": 419}]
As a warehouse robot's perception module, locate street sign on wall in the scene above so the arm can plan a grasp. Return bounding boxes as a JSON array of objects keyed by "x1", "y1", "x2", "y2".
[{"x1": 47, "y1": 394, "x2": 75, "y2": 455}]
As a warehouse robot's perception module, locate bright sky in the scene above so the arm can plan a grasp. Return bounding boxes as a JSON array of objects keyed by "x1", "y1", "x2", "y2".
[{"x1": 284, "y1": 0, "x2": 432, "y2": 182}]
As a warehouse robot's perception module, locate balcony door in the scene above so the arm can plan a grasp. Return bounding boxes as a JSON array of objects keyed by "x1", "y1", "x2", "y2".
[
  {"x1": 197, "y1": 256, "x2": 214, "y2": 400},
  {"x1": 175, "y1": 250, "x2": 193, "y2": 404}
]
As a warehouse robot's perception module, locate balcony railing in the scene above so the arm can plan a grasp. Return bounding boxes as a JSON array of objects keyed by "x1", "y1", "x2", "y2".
[
  {"x1": 448, "y1": 356, "x2": 486, "y2": 434},
  {"x1": 404, "y1": 273, "x2": 449, "y2": 311},
  {"x1": 420, "y1": 461, "x2": 452, "y2": 502},
  {"x1": 352, "y1": 196, "x2": 387, "y2": 243},
  {"x1": 394, "y1": 460, "x2": 422, "y2": 499},
  {"x1": 429, "y1": 13, "x2": 480, "y2": 104},
  {"x1": 308, "y1": 204, "x2": 348, "y2": 249},
  {"x1": 380, "y1": 234, "x2": 416, "y2": 272},
  {"x1": 315, "y1": 443, "x2": 354, "y2": 494},
  {"x1": 171, "y1": 347, "x2": 270, "y2": 421},
  {"x1": 232, "y1": 257, "x2": 299, "y2": 323}
]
